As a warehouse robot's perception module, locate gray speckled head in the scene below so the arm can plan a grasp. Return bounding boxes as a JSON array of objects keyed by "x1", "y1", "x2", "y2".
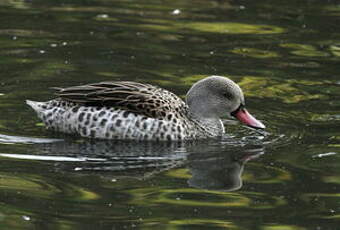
[{"x1": 186, "y1": 76, "x2": 244, "y2": 119}]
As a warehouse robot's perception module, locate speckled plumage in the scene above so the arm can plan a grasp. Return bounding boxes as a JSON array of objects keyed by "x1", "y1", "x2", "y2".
[{"x1": 26, "y1": 80, "x2": 224, "y2": 141}]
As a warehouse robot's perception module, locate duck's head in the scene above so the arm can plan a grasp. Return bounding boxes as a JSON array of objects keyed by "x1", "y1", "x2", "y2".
[{"x1": 186, "y1": 75, "x2": 265, "y2": 129}]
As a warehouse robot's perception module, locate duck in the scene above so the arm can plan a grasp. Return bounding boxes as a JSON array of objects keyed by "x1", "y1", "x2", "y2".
[{"x1": 26, "y1": 75, "x2": 265, "y2": 141}]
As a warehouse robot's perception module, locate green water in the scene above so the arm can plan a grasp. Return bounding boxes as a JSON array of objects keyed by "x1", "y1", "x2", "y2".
[{"x1": 0, "y1": 0, "x2": 339, "y2": 229}]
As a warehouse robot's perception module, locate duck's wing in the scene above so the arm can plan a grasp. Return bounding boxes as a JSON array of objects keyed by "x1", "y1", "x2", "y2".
[{"x1": 54, "y1": 81, "x2": 188, "y2": 119}]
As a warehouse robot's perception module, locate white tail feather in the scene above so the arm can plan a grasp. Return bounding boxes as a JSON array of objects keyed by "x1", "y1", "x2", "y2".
[{"x1": 26, "y1": 100, "x2": 44, "y2": 112}]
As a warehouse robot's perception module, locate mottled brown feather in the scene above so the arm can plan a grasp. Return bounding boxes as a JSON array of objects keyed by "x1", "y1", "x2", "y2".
[{"x1": 54, "y1": 81, "x2": 188, "y2": 120}]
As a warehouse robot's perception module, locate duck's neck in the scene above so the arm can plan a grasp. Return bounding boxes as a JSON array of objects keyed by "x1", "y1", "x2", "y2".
[{"x1": 188, "y1": 112, "x2": 225, "y2": 136}]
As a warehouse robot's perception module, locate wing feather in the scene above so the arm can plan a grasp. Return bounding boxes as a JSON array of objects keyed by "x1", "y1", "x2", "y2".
[{"x1": 54, "y1": 81, "x2": 187, "y2": 119}]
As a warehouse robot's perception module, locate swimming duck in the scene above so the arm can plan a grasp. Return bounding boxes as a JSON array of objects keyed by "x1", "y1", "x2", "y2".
[{"x1": 26, "y1": 76, "x2": 265, "y2": 141}]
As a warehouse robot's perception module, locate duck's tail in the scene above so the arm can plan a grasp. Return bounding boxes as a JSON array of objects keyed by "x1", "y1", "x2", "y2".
[{"x1": 26, "y1": 100, "x2": 45, "y2": 113}]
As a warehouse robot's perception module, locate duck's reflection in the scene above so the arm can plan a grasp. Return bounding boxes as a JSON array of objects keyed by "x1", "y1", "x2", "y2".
[
  {"x1": 2, "y1": 136, "x2": 264, "y2": 191},
  {"x1": 187, "y1": 148, "x2": 263, "y2": 191}
]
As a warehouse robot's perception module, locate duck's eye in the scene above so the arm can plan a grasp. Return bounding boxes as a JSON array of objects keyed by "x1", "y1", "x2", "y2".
[{"x1": 223, "y1": 92, "x2": 233, "y2": 99}]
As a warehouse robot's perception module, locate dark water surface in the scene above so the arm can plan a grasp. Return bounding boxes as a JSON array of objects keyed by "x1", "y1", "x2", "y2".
[{"x1": 0, "y1": 0, "x2": 340, "y2": 229}]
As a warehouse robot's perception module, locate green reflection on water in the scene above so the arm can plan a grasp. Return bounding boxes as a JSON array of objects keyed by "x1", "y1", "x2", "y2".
[
  {"x1": 50, "y1": 6, "x2": 117, "y2": 12},
  {"x1": 139, "y1": 218, "x2": 239, "y2": 230},
  {"x1": 262, "y1": 225, "x2": 306, "y2": 230},
  {"x1": 24, "y1": 60, "x2": 75, "y2": 81},
  {"x1": 0, "y1": 37, "x2": 53, "y2": 50},
  {"x1": 166, "y1": 168, "x2": 191, "y2": 179},
  {"x1": 0, "y1": 0, "x2": 30, "y2": 9},
  {"x1": 0, "y1": 170, "x2": 99, "y2": 201},
  {"x1": 321, "y1": 214, "x2": 340, "y2": 220},
  {"x1": 128, "y1": 187, "x2": 285, "y2": 209},
  {"x1": 280, "y1": 43, "x2": 329, "y2": 57},
  {"x1": 139, "y1": 19, "x2": 285, "y2": 34},
  {"x1": 168, "y1": 218, "x2": 237, "y2": 229},
  {"x1": 96, "y1": 72, "x2": 123, "y2": 78},
  {"x1": 300, "y1": 193, "x2": 340, "y2": 219},
  {"x1": 74, "y1": 187, "x2": 100, "y2": 201},
  {"x1": 0, "y1": 209, "x2": 35, "y2": 230},
  {"x1": 323, "y1": 4, "x2": 340, "y2": 15},
  {"x1": 243, "y1": 163, "x2": 292, "y2": 184},
  {"x1": 93, "y1": 15, "x2": 118, "y2": 22},
  {"x1": 0, "y1": 29, "x2": 53, "y2": 37},
  {"x1": 329, "y1": 45, "x2": 340, "y2": 56},
  {"x1": 230, "y1": 47, "x2": 279, "y2": 59},
  {"x1": 182, "y1": 22, "x2": 285, "y2": 34},
  {"x1": 128, "y1": 187, "x2": 251, "y2": 207},
  {"x1": 0, "y1": 173, "x2": 58, "y2": 197},
  {"x1": 238, "y1": 76, "x2": 328, "y2": 103},
  {"x1": 309, "y1": 114, "x2": 340, "y2": 122},
  {"x1": 322, "y1": 176, "x2": 340, "y2": 184}
]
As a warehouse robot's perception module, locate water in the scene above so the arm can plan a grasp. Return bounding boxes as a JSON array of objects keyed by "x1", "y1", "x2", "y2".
[{"x1": 0, "y1": 0, "x2": 339, "y2": 229}]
